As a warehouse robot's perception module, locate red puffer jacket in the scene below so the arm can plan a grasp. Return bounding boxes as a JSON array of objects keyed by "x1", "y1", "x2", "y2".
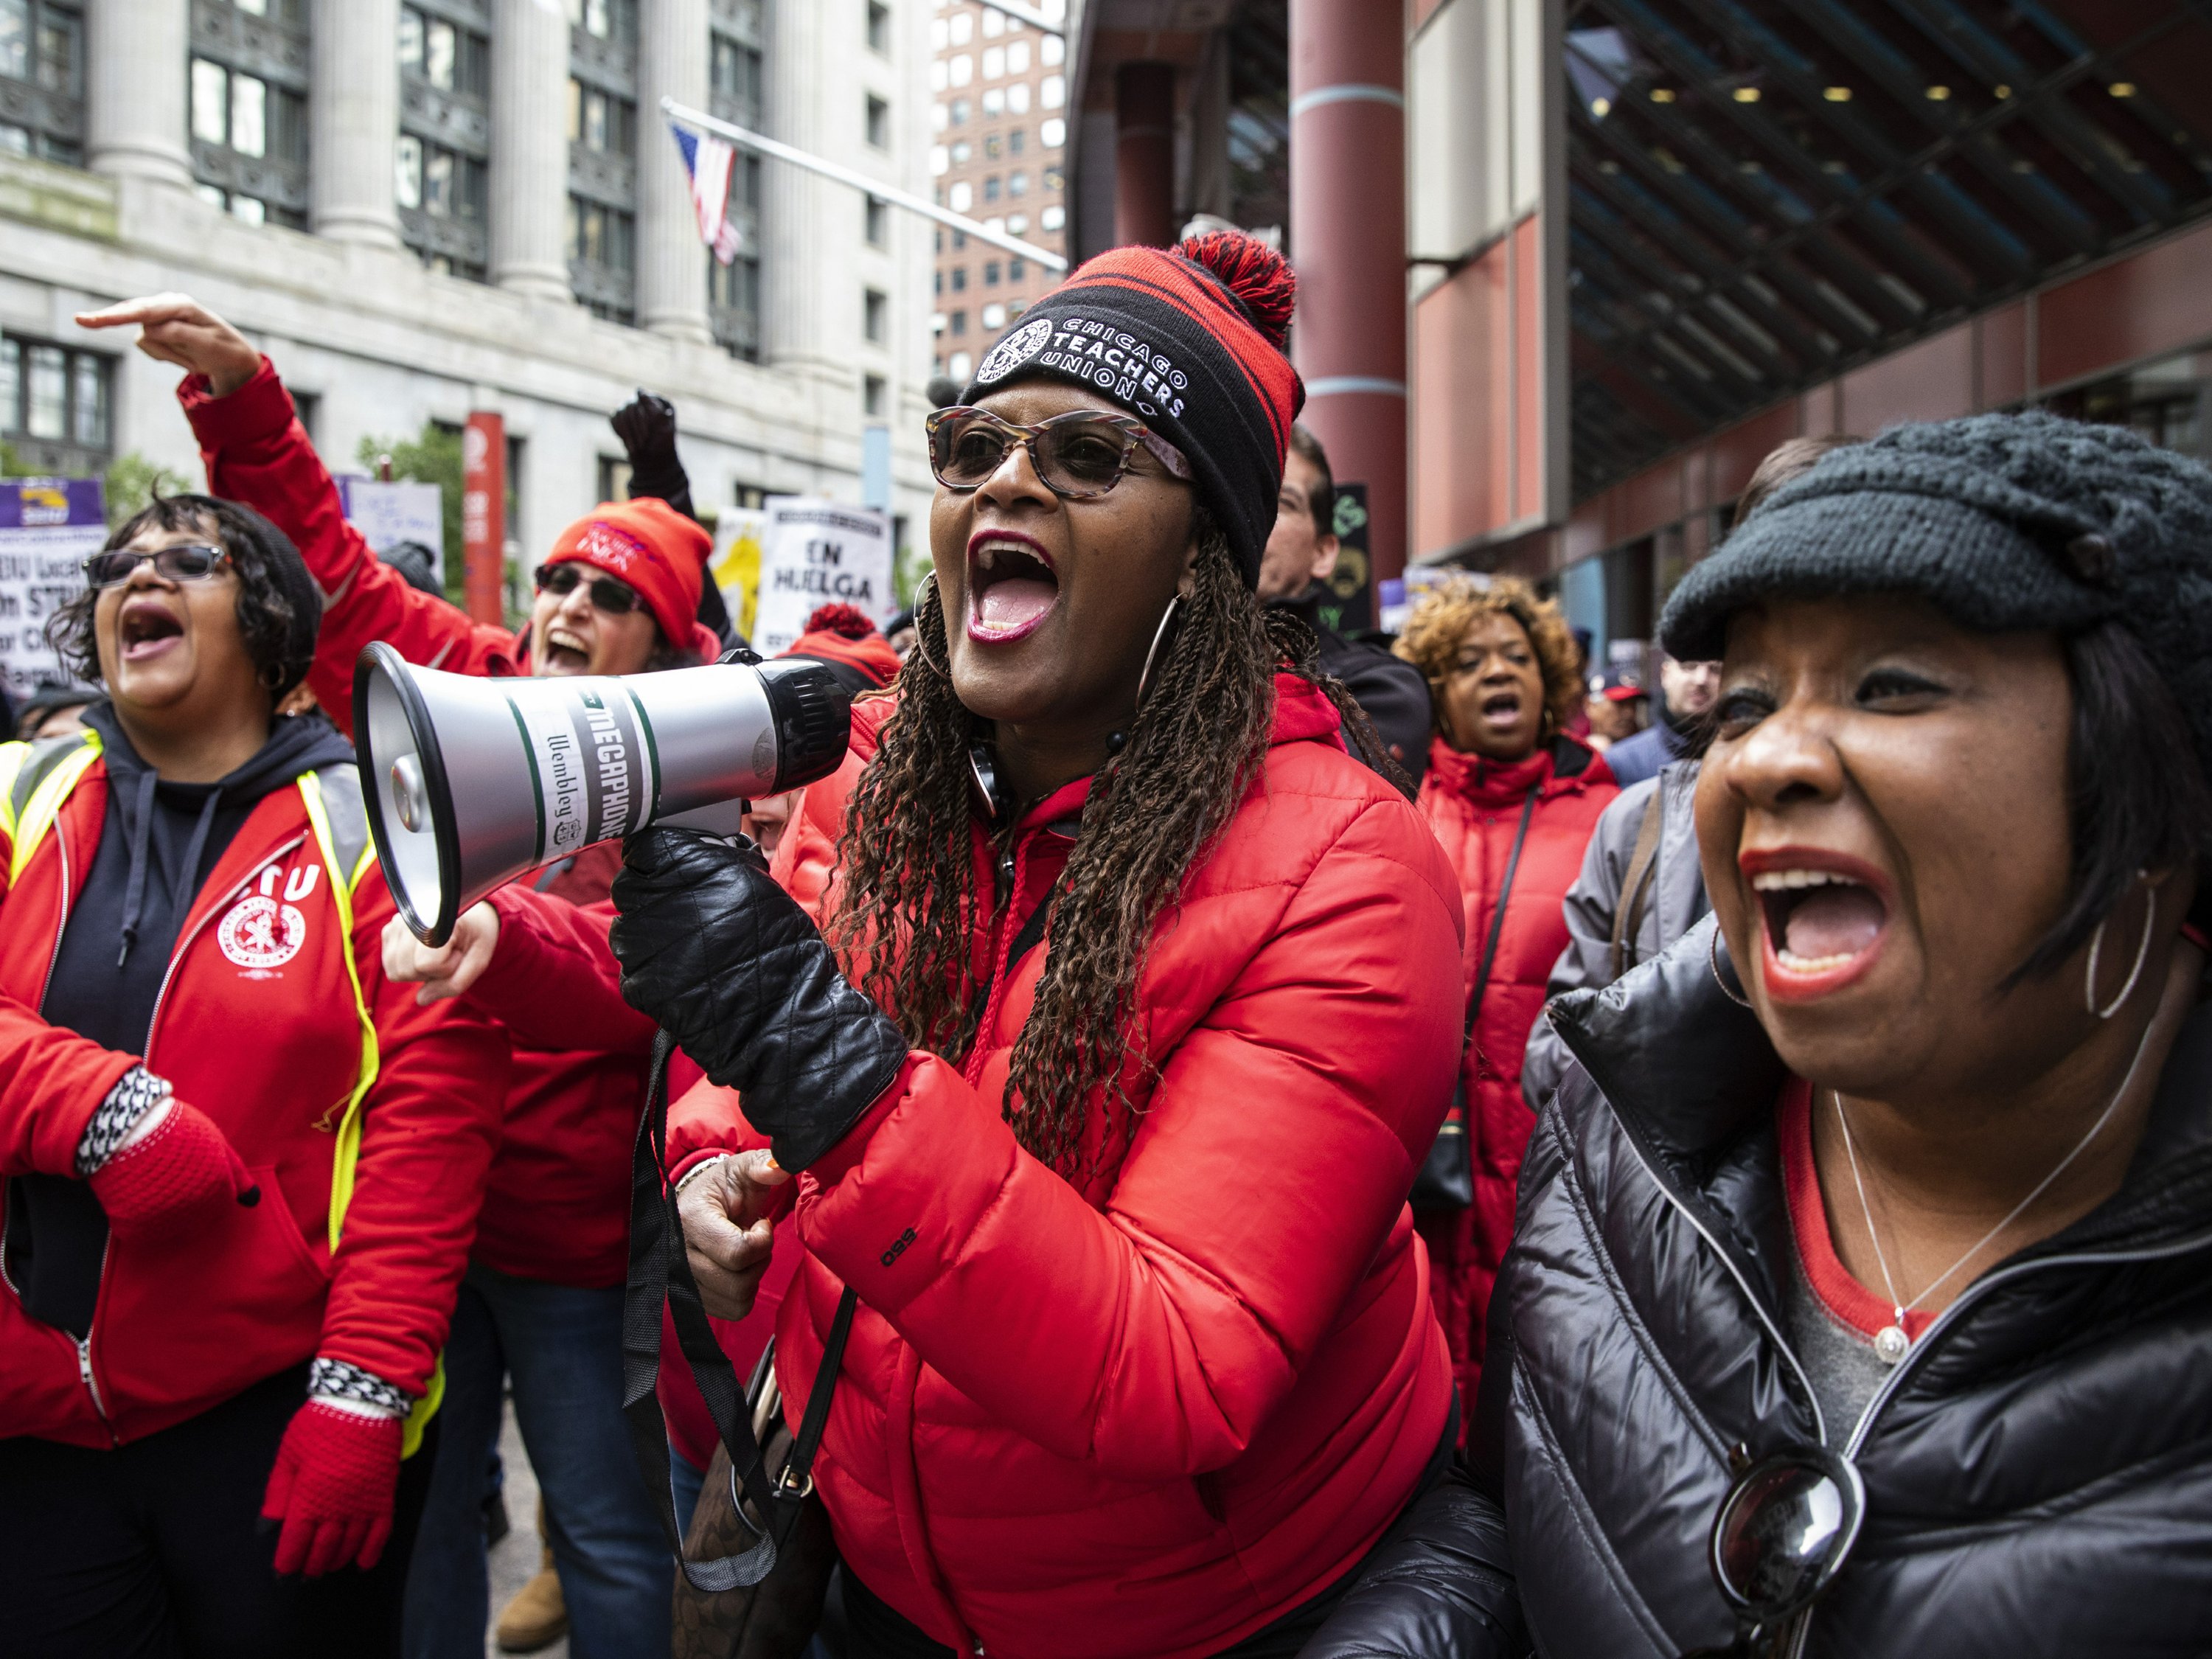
[
  {"x1": 1411, "y1": 734, "x2": 1615, "y2": 1413},
  {"x1": 0, "y1": 741, "x2": 506, "y2": 1446},
  {"x1": 669, "y1": 677, "x2": 1466, "y2": 1659},
  {"x1": 180, "y1": 363, "x2": 678, "y2": 1287}
]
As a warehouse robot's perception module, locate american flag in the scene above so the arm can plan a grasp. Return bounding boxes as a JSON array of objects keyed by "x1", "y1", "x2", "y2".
[{"x1": 669, "y1": 120, "x2": 744, "y2": 265}]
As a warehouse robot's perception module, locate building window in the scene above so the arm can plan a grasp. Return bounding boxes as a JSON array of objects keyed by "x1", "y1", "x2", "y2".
[
  {"x1": 866, "y1": 195, "x2": 887, "y2": 246},
  {"x1": 981, "y1": 302, "x2": 1004, "y2": 329},
  {"x1": 866, "y1": 0, "x2": 889, "y2": 55},
  {"x1": 949, "y1": 97, "x2": 967, "y2": 124},
  {"x1": 1040, "y1": 203, "x2": 1063, "y2": 231},
  {"x1": 1006, "y1": 39, "x2": 1028, "y2": 74},
  {"x1": 1008, "y1": 128, "x2": 1024, "y2": 155},
  {"x1": 0, "y1": 333, "x2": 111, "y2": 476},
  {"x1": 1007, "y1": 171, "x2": 1025, "y2": 198},
  {"x1": 864, "y1": 288, "x2": 887, "y2": 343},
  {"x1": 866, "y1": 94, "x2": 888, "y2": 149},
  {"x1": 950, "y1": 309, "x2": 967, "y2": 336},
  {"x1": 1009, "y1": 254, "x2": 1024, "y2": 280},
  {"x1": 568, "y1": 0, "x2": 639, "y2": 321},
  {"x1": 189, "y1": 0, "x2": 311, "y2": 228},
  {"x1": 566, "y1": 0, "x2": 633, "y2": 38},
  {"x1": 981, "y1": 174, "x2": 999, "y2": 202},
  {"x1": 983, "y1": 260, "x2": 998, "y2": 285},
  {"x1": 948, "y1": 11, "x2": 970, "y2": 44},
  {"x1": 949, "y1": 265, "x2": 966, "y2": 291},
  {"x1": 1004, "y1": 81, "x2": 1027, "y2": 114},
  {"x1": 1043, "y1": 164, "x2": 1062, "y2": 192},
  {"x1": 948, "y1": 180, "x2": 971, "y2": 212},
  {"x1": 709, "y1": 248, "x2": 760, "y2": 361},
  {"x1": 1040, "y1": 32, "x2": 1063, "y2": 65},
  {"x1": 1040, "y1": 74, "x2": 1063, "y2": 108},
  {"x1": 398, "y1": 1, "x2": 492, "y2": 280},
  {"x1": 710, "y1": 26, "x2": 761, "y2": 127},
  {"x1": 948, "y1": 54, "x2": 970, "y2": 86},
  {"x1": 1040, "y1": 116, "x2": 1063, "y2": 148},
  {"x1": 863, "y1": 373, "x2": 886, "y2": 417},
  {"x1": 947, "y1": 349, "x2": 971, "y2": 380},
  {"x1": 0, "y1": 0, "x2": 85, "y2": 166}
]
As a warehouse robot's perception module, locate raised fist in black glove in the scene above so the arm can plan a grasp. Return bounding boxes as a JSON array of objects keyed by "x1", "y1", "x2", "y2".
[
  {"x1": 610, "y1": 828, "x2": 909, "y2": 1172},
  {"x1": 609, "y1": 389, "x2": 693, "y2": 515}
]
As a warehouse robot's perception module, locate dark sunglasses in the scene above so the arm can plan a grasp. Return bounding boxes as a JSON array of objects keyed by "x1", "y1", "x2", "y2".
[
  {"x1": 1683, "y1": 1446, "x2": 1865, "y2": 1658},
  {"x1": 84, "y1": 543, "x2": 232, "y2": 588},
  {"x1": 534, "y1": 561, "x2": 643, "y2": 616},
  {"x1": 924, "y1": 406, "x2": 1192, "y2": 499}
]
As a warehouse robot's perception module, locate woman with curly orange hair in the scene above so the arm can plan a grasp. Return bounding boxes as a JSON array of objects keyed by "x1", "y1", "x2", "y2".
[{"x1": 1394, "y1": 576, "x2": 1617, "y2": 1423}]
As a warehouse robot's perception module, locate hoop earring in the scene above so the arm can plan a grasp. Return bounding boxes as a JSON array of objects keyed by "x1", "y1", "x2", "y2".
[
  {"x1": 1708, "y1": 923, "x2": 1753, "y2": 1009},
  {"x1": 2087, "y1": 872, "x2": 2156, "y2": 1020},
  {"x1": 912, "y1": 570, "x2": 948, "y2": 675},
  {"x1": 1133, "y1": 595, "x2": 1181, "y2": 712}
]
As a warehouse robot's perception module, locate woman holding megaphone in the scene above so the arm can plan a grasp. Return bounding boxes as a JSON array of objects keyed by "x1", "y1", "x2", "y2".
[
  {"x1": 74, "y1": 293, "x2": 727, "y2": 1658},
  {"x1": 610, "y1": 232, "x2": 1512, "y2": 1655}
]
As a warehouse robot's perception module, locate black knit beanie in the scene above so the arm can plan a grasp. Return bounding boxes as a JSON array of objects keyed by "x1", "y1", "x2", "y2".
[
  {"x1": 1661, "y1": 411, "x2": 2212, "y2": 773},
  {"x1": 960, "y1": 230, "x2": 1304, "y2": 587}
]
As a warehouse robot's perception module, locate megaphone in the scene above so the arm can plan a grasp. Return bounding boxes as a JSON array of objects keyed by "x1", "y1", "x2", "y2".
[{"x1": 354, "y1": 642, "x2": 852, "y2": 945}]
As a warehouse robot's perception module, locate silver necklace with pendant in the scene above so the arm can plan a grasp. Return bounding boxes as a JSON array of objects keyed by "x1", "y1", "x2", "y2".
[{"x1": 1830, "y1": 1012, "x2": 2161, "y2": 1366}]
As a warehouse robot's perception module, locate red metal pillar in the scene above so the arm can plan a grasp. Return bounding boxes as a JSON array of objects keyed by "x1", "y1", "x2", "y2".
[
  {"x1": 1114, "y1": 62, "x2": 1177, "y2": 248},
  {"x1": 1288, "y1": 0, "x2": 1406, "y2": 580},
  {"x1": 462, "y1": 411, "x2": 507, "y2": 626}
]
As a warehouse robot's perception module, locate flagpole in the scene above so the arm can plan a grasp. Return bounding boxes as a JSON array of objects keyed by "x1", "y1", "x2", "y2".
[{"x1": 663, "y1": 99, "x2": 1070, "y2": 274}]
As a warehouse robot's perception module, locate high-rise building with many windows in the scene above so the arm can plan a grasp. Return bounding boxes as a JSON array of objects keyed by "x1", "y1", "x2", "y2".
[
  {"x1": 928, "y1": 0, "x2": 1066, "y2": 384},
  {"x1": 0, "y1": 0, "x2": 936, "y2": 587}
]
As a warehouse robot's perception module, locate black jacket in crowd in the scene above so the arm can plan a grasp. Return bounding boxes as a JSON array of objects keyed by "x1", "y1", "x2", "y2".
[
  {"x1": 1455, "y1": 916, "x2": 2212, "y2": 1657},
  {"x1": 1274, "y1": 586, "x2": 1432, "y2": 796}
]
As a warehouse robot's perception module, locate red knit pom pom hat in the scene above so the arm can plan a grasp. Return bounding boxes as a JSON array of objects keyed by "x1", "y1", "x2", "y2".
[
  {"x1": 543, "y1": 496, "x2": 720, "y2": 661},
  {"x1": 959, "y1": 229, "x2": 1304, "y2": 588}
]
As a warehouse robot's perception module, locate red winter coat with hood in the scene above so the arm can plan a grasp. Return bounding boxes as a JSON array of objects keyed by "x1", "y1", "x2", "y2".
[
  {"x1": 179, "y1": 361, "x2": 699, "y2": 1287},
  {"x1": 668, "y1": 676, "x2": 1465, "y2": 1659},
  {"x1": 0, "y1": 738, "x2": 507, "y2": 1445},
  {"x1": 1411, "y1": 733, "x2": 1615, "y2": 1413}
]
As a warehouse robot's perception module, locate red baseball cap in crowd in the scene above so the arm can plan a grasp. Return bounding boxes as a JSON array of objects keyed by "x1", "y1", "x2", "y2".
[{"x1": 543, "y1": 497, "x2": 720, "y2": 661}]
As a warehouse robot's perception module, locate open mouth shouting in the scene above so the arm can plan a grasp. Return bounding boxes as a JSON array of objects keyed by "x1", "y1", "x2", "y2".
[
  {"x1": 118, "y1": 596, "x2": 185, "y2": 663},
  {"x1": 1475, "y1": 688, "x2": 1523, "y2": 737},
  {"x1": 967, "y1": 529, "x2": 1060, "y2": 644},
  {"x1": 1745, "y1": 849, "x2": 1892, "y2": 1001},
  {"x1": 540, "y1": 625, "x2": 592, "y2": 674}
]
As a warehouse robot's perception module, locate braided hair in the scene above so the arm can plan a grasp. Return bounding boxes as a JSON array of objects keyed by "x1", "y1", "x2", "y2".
[{"x1": 829, "y1": 508, "x2": 1394, "y2": 1179}]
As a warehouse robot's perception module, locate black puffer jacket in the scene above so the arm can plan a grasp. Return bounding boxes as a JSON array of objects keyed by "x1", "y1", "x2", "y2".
[{"x1": 1476, "y1": 916, "x2": 2212, "y2": 1657}]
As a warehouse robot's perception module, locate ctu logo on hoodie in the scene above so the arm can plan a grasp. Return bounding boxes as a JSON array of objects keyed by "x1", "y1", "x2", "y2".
[{"x1": 218, "y1": 862, "x2": 319, "y2": 975}]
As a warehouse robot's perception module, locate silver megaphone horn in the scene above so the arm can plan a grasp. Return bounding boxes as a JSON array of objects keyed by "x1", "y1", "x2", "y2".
[{"x1": 354, "y1": 642, "x2": 851, "y2": 945}]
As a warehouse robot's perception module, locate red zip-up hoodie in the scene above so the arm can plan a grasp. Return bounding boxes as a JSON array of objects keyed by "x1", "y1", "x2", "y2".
[{"x1": 0, "y1": 744, "x2": 506, "y2": 1445}]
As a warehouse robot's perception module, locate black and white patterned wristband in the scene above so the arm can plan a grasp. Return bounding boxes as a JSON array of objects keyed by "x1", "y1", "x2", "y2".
[
  {"x1": 74, "y1": 1066, "x2": 173, "y2": 1177},
  {"x1": 307, "y1": 1357, "x2": 411, "y2": 1417}
]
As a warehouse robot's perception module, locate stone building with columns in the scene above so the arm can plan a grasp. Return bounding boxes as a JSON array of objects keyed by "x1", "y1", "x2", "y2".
[{"x1": 0, "y1": 0, "x2": 939, "y2": 590}]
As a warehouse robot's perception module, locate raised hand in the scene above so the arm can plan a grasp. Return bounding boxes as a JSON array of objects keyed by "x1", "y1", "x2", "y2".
[{"x1": 74, "y1": 293, "x2": 261, "y2": 397}]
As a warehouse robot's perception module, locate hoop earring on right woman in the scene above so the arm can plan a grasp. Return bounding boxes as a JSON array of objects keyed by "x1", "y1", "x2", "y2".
[
  {"x1": 913, "y1": 570, "x2": 949, "y2": 675},
  {"x1": 2087, "y1": 872, "x2": 2157, "y2": 1020},
  {"x1": 1708, "y1": 924, "x2": 1753, "y2": 1009}
]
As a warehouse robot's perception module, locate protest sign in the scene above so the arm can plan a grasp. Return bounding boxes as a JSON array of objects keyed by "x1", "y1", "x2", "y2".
[
  {"x1": 711, "y1": 505, "x2": 768, "y2": 640},
  {"x1": 338, "y1": 476, "x2": 446, "y2": 582},
  {"x1": 0, "y1": 479, "x2": 102, "y2": 699},
  {"x1": 751, "y1": 498, "x2": 892, "y2": 655}
]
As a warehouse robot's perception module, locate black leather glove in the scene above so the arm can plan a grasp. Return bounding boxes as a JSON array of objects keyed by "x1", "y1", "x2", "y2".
[
  {"x1": 611, "y1": 389, "x2": 695, "y2": 518},
  {"x1": 610, "y1": 828, "x2": 909, "y2": 1172}
]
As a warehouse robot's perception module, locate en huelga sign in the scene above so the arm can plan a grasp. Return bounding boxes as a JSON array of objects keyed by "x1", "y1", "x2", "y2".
[
  {"x1": 0, "y1": 478, "x2": 102, "y2": 698},
  {"x1": 751, "y1": 498, "x2": 892, "y2": 655}
]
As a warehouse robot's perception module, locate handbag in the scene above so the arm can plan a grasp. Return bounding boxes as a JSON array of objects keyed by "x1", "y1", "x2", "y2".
[
  {"x1": 1411, "y1": 788, "x2": 1538, "y2": 1213},
  {"x1": 622, "y1": 1029, "x2": 856, "y2": 1659}
]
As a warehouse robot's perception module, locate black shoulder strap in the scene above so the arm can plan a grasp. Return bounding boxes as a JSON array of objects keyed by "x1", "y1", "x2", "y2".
[
  {"x1": 622, "y1": 1032, "x2": 857, "y2": 1593},
  {"x1": 1464, "y1": 788, "x2": 1539, "y2": 1042},
  {"x1": 1610, "y1": 790, "x2": 1665, "y2": 981}
]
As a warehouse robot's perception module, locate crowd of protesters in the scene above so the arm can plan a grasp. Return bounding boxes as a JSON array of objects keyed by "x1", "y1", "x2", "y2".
[{"x1": 0, "y1": 224, "x2": 2207, "y2": 1659}]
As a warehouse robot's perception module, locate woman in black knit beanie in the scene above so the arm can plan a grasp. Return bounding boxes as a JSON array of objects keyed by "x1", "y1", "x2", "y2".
[{"x1": 1440, "y1": 411, "x2": 2212, "y2": 1659}]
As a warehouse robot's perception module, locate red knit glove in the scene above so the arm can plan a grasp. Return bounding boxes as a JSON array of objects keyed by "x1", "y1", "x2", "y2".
[
  {"x1": 88, "y1": 1100, "x2": 258, "y2": 1243},
  {"x1": 261, "y1": 1400, "x2": 404, "y2": 1576}
]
